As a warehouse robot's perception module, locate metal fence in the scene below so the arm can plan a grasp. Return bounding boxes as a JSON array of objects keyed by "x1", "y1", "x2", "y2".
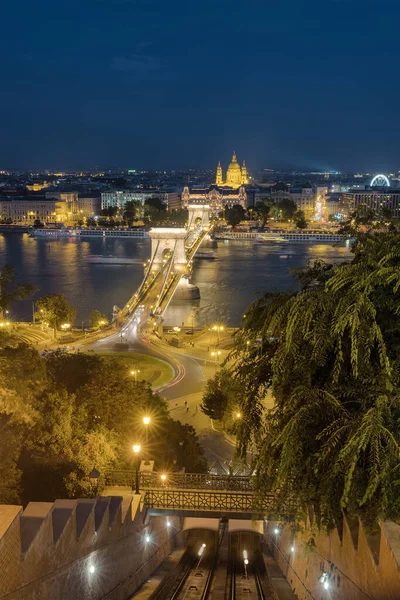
[{"x1": 104, "y1": 470, "x2": 254, "y2": 491}]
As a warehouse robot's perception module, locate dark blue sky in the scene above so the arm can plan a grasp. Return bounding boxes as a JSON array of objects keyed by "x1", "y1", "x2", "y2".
[{"x1": 1, "y1": 0, "x2": 399, "y2": 171}]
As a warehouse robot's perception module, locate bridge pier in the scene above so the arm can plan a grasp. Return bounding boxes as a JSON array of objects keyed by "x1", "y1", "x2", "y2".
[{"x1": 174, "y1": 277, "x2": 200, "y2": 300}]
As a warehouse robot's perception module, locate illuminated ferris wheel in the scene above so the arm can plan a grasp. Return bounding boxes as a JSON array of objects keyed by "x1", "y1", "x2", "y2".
[{"x1": 370, "y1": 174, "x2": 390, "y2": 187}]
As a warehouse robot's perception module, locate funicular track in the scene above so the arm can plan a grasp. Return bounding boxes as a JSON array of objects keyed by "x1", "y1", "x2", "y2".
[
  {"x1": 229, "y1": 543, "x2": 269, "y2": 599},
  {"x1": 150, "y1": 521, "x2": 226, "y2": 600}
]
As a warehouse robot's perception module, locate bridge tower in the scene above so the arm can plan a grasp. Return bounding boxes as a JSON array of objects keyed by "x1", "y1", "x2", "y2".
[
  {"x1": 187, "y1": 204, "x2": 210, "y2": 230},
  {"x1": 149, "y1": 227, "x2": 187, "y2": 267}
]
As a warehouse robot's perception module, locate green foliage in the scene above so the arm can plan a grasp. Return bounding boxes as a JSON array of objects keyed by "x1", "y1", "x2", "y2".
[
  {"x1": 201, "y1": 368, "x2": 240, "y2": 423},
  {"x1": 224, "y1": 204, "x2": 246, "y2": 227},
  {"x1": 35, "y1": 293, "x2": 76, "y2": 337},
  {"x1": 123, "y1": 200, "x2": 141, "y2": 225},
  {"x1": 0, "y1": 264, "x2": 35, "y2": 318},
  {"x1": 224, "y1": 217, "x2": 400, "y2": 528},
  {"x1": 278, "y1": 198, "x2": 297, "y2": 220},
  {"x1": 294, "y1": 209, "x2": 307, "y2": 229},
  {"x1": 90, "y1": 309, "x2": 109, "y2": 329},
  {"x1": 0, "y1": 343, "x2": 207, "y2": 503}
]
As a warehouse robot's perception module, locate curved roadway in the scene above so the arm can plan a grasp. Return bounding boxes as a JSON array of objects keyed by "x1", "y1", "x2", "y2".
[{"x1": 88, "y1": 307, "x2": 235, "y2": 466}]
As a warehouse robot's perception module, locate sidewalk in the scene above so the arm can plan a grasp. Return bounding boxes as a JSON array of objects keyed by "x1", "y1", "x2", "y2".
[{"x1": 129, "y1": 547, "x2": 185, "y2": 599}]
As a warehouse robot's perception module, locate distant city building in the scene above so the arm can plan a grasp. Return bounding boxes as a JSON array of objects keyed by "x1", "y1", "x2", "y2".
[
  {"x1": 215, "y1": 153, "x2": 248, "y2": 186},
  {"x1": 100, "y1": 190, "x2": 176, "y2": 210},
  {"x1": 182, "y1": 185, "x2": 246, "y2": 211},
  {"x1": 77, "y1": 194, "x2": 101, "y2": 218},
  {"x1": 341, "y1": 189, "x2": 400, "y2": 218},
  {"x1": 0, "y1": 197, "x2": 61, "y2": 224},
  {"x1": 26, "y1": 180, "x2": 53, "y2": 192},
  {"x1": 45, "y1": 191, "x2": 79, "y2": 222}
]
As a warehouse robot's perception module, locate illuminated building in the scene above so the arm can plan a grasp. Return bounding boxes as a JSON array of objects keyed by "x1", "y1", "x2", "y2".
[
  {"x1": 182, "y1": 185, "x2": 246, "y2": 211},
  {"x1": 0, "y1": 198, "x2": 59, "y2": 224},
  {"x1": 181, "y1": 153, "x2": 248, "y2": 211},
  {"x1": 26, "y1": 181, "x2": 53, "y2": 192},
  {"x1": 101, "y1": 190, "x2": 177, "y2": 210},
  {"x1": 215, "y1": 153, "x2": 248, "y2": 186},
  {"x1": 340, "y1": 189, "x2": 400, "y2": 217}
]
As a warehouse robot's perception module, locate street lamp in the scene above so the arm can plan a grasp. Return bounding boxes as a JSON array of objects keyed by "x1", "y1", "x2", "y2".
[
  {"x1": 143, "y1": 416, "x2": 150, "y2": 461},
  {"x1": 89, "y1": 467, "x2": 100, "y2": 497},
  {"x1": 131, "y1": 369, "x2": 141, "y2": 382},
  {"x1": 160, "y1": 473, "x2": 167, "y2": 487},
  {"x1": 236, "y1": 412, "x2": 241, "y2": 419},
  {"x1": 133, "y1": 444, "x2": 141, "y2": 494}
]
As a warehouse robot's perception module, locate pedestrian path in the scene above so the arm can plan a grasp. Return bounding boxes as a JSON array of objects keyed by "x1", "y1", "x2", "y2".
[{"x1": 129, "y1": 547, "x2": 185, "y2": 599}]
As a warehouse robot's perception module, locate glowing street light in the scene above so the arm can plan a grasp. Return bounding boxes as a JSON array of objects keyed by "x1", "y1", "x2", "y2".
[
  {"x1": 143, "y1": 416, "x2": 151, "y2": 425},
  {"x1": 131, "y1": 368, "x2": 141, "y2": 382}
]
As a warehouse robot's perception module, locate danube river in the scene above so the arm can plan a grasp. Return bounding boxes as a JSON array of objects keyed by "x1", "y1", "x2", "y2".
[{"x1": 0, "y1": 233, "x2": 352, "y2": 327}]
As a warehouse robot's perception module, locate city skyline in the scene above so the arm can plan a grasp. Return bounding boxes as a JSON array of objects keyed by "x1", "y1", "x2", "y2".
[{"x1": 2, "y1": 0, "x2": 400, "y2": 171}]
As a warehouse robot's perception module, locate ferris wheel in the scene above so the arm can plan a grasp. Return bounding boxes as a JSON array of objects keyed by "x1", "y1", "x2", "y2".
[{"x1": 370, "y1": 174, "x2": 390, "y2": 187}]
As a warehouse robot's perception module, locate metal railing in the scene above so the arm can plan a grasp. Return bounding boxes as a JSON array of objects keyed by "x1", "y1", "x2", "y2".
[
  {"x1": 143, "y1": 489, "x2": 275, "y2": 513},
  {"x1": 104, "y1": 470, "x2": 254, "y2": 491}
]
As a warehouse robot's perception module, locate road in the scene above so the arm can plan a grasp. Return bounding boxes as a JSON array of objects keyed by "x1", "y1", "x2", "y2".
[{"x1": 88, "y1": 306, "x2": 235, "y2": 467}]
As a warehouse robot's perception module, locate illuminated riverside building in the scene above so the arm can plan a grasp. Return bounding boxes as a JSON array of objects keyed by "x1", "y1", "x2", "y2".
[
  {"x1": 101, "y1": 190, "x2": 179, "y2": 210},
  {"x1": 182, "y1": 153, "x2": 248, "y2": 211},
  {"x1": 340, "y1": 189, "x2": 400, "y2": 218},
  {"x1": 0, "y1": 198, "x2": 59, "y2": 224}
]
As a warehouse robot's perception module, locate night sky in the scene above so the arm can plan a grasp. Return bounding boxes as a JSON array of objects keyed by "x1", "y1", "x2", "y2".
[{"x1": 1, "y1": 0, "x2": 399, "y2": 171}]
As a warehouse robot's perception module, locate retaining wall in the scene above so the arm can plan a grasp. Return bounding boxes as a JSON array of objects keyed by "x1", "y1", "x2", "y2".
[
  {"x1": 265, "y1": 516, "x2": 400, "y2": 600},
  {"x1": 0, "y1": 495, "x2": 182, "y2": 600}
]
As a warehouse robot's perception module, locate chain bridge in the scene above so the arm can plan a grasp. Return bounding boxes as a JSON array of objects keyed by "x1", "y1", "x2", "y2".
[
  {"x1": 115, "y1": 204, "x2": 212, "y2": 328},
  {"x1": 104, "y1": 471, "x2": 295, "y2": 519}
]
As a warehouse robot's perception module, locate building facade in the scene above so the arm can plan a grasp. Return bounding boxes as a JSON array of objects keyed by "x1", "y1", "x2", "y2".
[
  {"x1": 182, "y1": 185, "x2": 246, "y2": 211},
  {"x1": 341, "y1": 189, "x2": 400, "y2": 218},
  {"x1": 101, "y1": 190, "x2": 174, "y2": 210},
  {"x1": 215, "y1": 153, "x2": 248, "y2": 186},
  {"x1": 0, "y1": 198, "x2": 60, "y2": 224},
  {"x1": 77, "y1": 194, "x2": 101, "y2": 218}
]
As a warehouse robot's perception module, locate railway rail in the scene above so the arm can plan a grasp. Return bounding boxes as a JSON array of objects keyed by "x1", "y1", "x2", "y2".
[
  {"x1": 229, "y1": 547, "x2": 268, "y2": 600},
  {"x1": 151, "y1": 522, "x2": 226, "y2": 600}
]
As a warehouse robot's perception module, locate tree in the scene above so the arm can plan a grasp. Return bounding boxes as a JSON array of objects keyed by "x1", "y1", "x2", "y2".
[
  {"x1": 123, "y1": 200, "x2": 141, "y2": 226},
  {"x1": 278, "y1": 198, "x2": 297, "y2": 220},
  {"x1": 0, "y1": 264, "x2": 35, "y2": 319},
  {"x1": 144, "y1": 197, "x2": 167, "y2": 224},
  {"x1": 294, "y1": 209, "x2": 307, "y2": 229},
  {"x1": 90, "y1": 310, "x2": 109, "y2": 329},
  {"x1": 251, "y1": 202, "x2": 271, "y2": 228},
  {"x1": 201, "y1": 368, "x2": 240, "y2": 424},
  {"x1": 223, "y1": 218, "x2": 400, "y2": 528},
  {"x1": 100, "y1": 207, "x2": 119, "y2": 219},
  {"x1": 225, "y1": 204, "x2": 246, "y2": 227},
  {"x1": 35, "y1": 294, "x2": 76, "y2": 338}
]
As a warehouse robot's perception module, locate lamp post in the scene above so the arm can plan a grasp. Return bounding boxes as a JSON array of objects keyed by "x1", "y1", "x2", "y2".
[
  {"x1": 133, "y1": 444, "x2": 141, "y2": 494},
  {"x1": 89, "y1": 467, "x2": 100, "y2": 497},
  {"x1": 143, "y1": 416, "x2": 150, "y2": 462}
]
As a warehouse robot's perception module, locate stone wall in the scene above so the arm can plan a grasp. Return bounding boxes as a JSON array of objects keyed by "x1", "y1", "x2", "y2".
[
  {"x1": 265, "y1": 516, "x2": 400, "y2": 600},
  {"x1": 0, "y1": 495, "x2": 182, "y2": 600}
]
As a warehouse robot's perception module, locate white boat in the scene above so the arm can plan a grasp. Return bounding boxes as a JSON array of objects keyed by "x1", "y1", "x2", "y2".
[
  {"x1": 30, "y1": 227, "x2": 149, "y2": 239},
  {"x1": 255, "y1": 233, "x2": 288, "y2": 243},
  {"x1": 86, "y1": 255, "x2": 141, "y2": 264},
  {"x1": 194, "y1": 251, "x2": 216, "y2": 260}
]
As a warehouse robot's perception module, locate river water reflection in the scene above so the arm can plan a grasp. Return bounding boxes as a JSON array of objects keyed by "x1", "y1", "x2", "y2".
[{"x1": 0, "y1": 233, "x2": 352, "y2": 327}]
